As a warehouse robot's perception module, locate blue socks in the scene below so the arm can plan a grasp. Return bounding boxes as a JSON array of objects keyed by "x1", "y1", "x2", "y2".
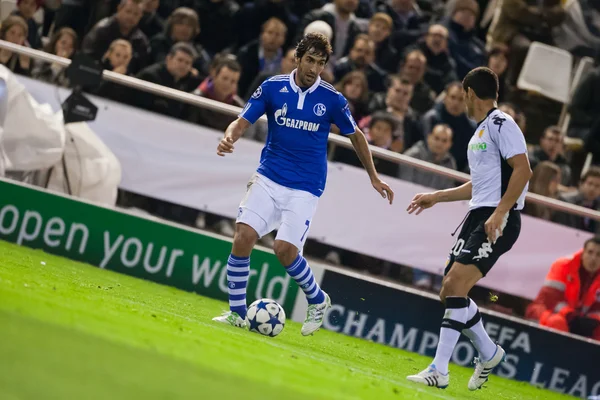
[
  {"x1": 227, "y1": 254, "x2": 250, "y2": 319},
  {"x1": 285, "y1": 255, "x2": 325, "y2": 304}
]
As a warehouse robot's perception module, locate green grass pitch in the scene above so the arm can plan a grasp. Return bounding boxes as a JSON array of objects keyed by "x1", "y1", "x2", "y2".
[{"x1": 0, "y1": 240, "x2": 576, "y2": 400}]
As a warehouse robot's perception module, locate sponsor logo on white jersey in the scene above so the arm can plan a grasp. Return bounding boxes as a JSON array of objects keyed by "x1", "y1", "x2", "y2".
[{"x1": 274, "y1": 103, "x2": 320, "y2": 132}]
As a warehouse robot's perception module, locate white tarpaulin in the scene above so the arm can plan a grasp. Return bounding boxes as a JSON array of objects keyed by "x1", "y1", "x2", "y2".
[
  {"x1": 19, "y1": 76, "x2": 593, "y2": 300},
  {"x1": 1, "y1": 66, "x2": 65, "y2": 171}
]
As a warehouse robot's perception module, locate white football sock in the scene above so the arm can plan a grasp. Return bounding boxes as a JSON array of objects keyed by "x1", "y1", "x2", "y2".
[
  {"x1": 463, "y1": 298, "x2": 497, "y2": 361},
  {"x1": 432, "y1": 296, "x2": 469, "y2": 375}
]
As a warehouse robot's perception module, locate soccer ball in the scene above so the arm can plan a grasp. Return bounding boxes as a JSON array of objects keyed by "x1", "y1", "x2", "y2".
[{"x1": 245, "y1": 298, "x2": 286, "y2": 337}]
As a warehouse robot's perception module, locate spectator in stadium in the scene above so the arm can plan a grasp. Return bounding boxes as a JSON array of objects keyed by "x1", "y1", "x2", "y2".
[
  {"x1": 333, "y1": 34, "x2": 388, "y2": 93},
  {"x1": 374, "y1": 0, "x2": 429, "y2": 49},
  {"x1": 244, "y1": 47, "x2": 296, "y2": 101},
  {"x1": 554, "y1": 167, "x2": 600, "y2": 233},
  {"x1": 32, "y1": 27, "x2": 78, "y2": 88},
  {"x1": 189, "y1": 57, "x2": 244, "y2": 132},
  {"x1": 93, "y1": 39, "x2": 135, "y2": 103},
  {"x1": 236, "y1": 17, "x2": 287, "y2": 99},
  {"x1": 333, "y1": 111, "x2": 400, "y2": 177},
  {"x1": 529, "y1": 126, "x2": 572, "y2": 187},
  {"x1": 82, "y1": 0, "x2": 149, "y2": 74},
  {"x1": 334, "y1": 71, "x2": 369, "y2": 121},
  {"x1": 297, "y1": 0, "x2": 362, "y2": 63},
  {"x1": 0, "y1": 16, "x2": 31, "y2": 76},
  {"x1": 487, "y1": 45, "x2": 509, "y2": 103},
  {"x1": 400, "y1": 123, "x2": 457, "y2": 190},
  {"x1": 421, "y1": 82, "x2": 476, "y2": 171},
  {"x1": 568, "y1": 62, "x2": 600, "y2": 142},
  {"x1": 12, "y1": 0, "x2": 42, "y2": 50},
  {"x1": 235, "y1": 0, "x2": 299, "y2": 50},
  {"x1": 102, "y1": 39, "x2": 133, "y2": 75},
  {"x1": 363, "y1": 75, "x2": 423, "y2": 152},
  {"x1": 524, "y1": 161, "x2": 561, "y2": 221},
  {"x1": 525, "y1": 235, "x2": 600, "y2": 341},
  {"x1": 196, "y1": 0, "x2": 240, "y2": 56},
  {"x1": 499, "y1": 101, "x2": 527, "y2": 134},
  {"x1": 487, "y1": 0, "x2": 565, "y2": 87},
  {"x1": 443, "y1": 0, "x2": 485, "y2": 80},
  {"x1": 136, "y1": 42, "x2": 200, "y2": 118},
  {"x1": 553, "y1": 0, "x2": 600, "y2": 59},
  {"x1": 52, "y1": 1, "x2": 93, "y2": 39},
  {"x1": 398, "y1": 49, "x2": 435, "y2": 115},
  {"x1": 139, "y1": 0, "x2": 165, "y2": 40},
  {"x1": 367, "y1": 12, "x2": 400, "y2": 74},
  {"x1": 407, "y1": 24, "x2": 458, "y2": 94},
  {"x1": 148, "y1": 7, "x2": 210, "y2": 80}
]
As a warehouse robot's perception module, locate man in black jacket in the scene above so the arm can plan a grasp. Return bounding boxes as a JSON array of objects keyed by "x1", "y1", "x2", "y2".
[
  {"x1": 367, "y1": 12, "x2": 400, "y2": 73},
  {"x1": 82, "y1": 0, "x2": 149, "y2": 74},
  {"x1": 139, "y1": 0, "x2": 164, "y2": 39},
  {"x1": 135, "y1": 42, "x2": 201, "y2": 118},
  {"x1": 236, "y1": 17, "x2": 287, "y2": 98},
  {"x1": 406, "y1": 24, "x2": 458, "y2": 94},
  {"x1": 421, "y1": 81, "x2": 476, "y2": 171},
  {"x1": 374, "y1": 0, "x2": 430, "y2": 50},
  {"x1": 399, "y1": 49, "x2": 435, "y2": 115},
  {"x1": 296, "y1": 0, "x2": 362, "y2": 63},
  {"x1": 333, "y1": 34, "x2": 388, "y2": 93}
]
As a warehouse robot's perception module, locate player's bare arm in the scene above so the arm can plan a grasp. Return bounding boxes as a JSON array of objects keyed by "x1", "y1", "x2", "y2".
[
  {"x1": 348, "y1": 128, "x2": 394, "y2": 204},
  {"x1": 484, "y1": 153, "x2": 532, "y2": 242},
  {"x1": 407, "y1": 181, "x2": 472, "y2": 215},
  {"x1": 217, "y1": 117, "x2": 251, "y2": 156}
]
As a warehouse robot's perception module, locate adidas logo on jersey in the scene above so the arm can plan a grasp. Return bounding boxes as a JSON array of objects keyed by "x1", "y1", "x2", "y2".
[{"x1": 279, "y1": 87, "x2": 289, "y2": 93}]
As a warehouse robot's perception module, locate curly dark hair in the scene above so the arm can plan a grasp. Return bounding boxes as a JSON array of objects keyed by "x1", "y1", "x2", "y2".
[{"x1": 295, "y1": 33, "x2": 332, "y2": 63}]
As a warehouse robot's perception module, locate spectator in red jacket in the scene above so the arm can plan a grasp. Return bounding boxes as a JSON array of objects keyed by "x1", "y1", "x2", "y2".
[{"x1": 526, "y1": 236, "x2": 600, "y2": 341}]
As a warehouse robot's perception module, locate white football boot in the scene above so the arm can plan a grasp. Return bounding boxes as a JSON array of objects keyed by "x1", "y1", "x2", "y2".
[
  {"x1": 407, "y1": 364, "x2": 450, "y2": 389},
  {"x1": 212, "y1": 311, "x2": 247, "y2": 328},
  {"x1": 301, "y1": 292, "x2": 331, "y2": 336},
  {"x1": 468, "y1": 345, "x2": 506, "y2": 390}
]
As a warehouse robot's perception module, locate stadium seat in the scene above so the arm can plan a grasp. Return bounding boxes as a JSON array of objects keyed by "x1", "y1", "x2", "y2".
[
  {"x1": 0, "y1": 0, "x2": 16, "y2": 21},
  {"x1": 517, "y1": 42, "x2": 573, "y2": 104}
]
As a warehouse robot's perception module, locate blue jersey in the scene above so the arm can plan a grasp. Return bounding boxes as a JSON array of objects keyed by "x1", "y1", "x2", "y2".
[{"x1": 239, "y1": 70, "x2": 357, "y2": 197}]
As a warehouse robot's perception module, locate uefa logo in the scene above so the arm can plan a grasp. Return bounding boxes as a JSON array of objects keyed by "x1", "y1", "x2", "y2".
[
  {"x1": 252, "y1": 86, "x2": 262, "y2": 99},
  {"x1": 313, "y1": 103, "x2": 326, "y2": 116}
]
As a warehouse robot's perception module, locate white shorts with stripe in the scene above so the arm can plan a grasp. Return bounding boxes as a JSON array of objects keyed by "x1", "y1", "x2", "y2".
[{"x1": 236, "y1": 173, "x2": 318, "y2": 252}]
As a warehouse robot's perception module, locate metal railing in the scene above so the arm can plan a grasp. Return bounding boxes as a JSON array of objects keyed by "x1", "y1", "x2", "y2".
[{"x1": 1, "y1": 39, "x2": 599, "y2": 221}]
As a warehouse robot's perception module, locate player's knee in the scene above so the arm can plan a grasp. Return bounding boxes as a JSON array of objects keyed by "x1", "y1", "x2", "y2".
[
  {"x1": 440, "y1": 276, "x2": 462, "y2": 301},
  {"x1": 233, "y1": 224, "x2": 258, "y2": 253},
  {"x1": 273, "y1": 240, "x2": 298, "y2": 266}
]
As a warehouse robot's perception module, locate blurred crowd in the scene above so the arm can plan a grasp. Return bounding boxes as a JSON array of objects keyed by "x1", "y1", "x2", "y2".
[{"x1": 1, "y1": 0, "x2": 600, "y2": 328}]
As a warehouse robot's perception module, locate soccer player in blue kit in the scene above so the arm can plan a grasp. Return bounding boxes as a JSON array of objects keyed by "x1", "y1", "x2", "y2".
[{"x1": 213, "y1": 33, "x2": 394, "y2": 336}]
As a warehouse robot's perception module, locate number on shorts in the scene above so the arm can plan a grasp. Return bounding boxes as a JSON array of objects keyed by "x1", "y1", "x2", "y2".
[
  {"x1": 451, "y1": 238, "x2": 465, "y2": 257},
  {"x1": 301, "y1": 220, "x2": 310, "y2": 241}
]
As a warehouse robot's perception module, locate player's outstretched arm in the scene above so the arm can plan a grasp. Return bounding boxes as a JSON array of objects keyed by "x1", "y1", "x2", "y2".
[
  {"x1": 217, "y1": 117, "x2": 251, "y2": 156},
  {"x1": 407, "y1": 181, "x2": 472, "y2": 215},
  {"x1": 348, "y1": 128, "x2": 394, "y2": 204}
]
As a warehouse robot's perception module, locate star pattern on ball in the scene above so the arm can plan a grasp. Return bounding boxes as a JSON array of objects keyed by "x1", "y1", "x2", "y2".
[
  {"x1": 248, "y1": 314, "x2": 262, "y2": 332},
  {"x1": 267, "y1": 314, "x2": 281, "y2": 331},
  {"x1": 256, "y1": 300, "x2": 270, "y2": 310}
]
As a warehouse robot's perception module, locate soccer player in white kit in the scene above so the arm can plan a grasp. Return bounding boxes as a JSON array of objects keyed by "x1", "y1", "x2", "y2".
[
  {"x1": 213, "y1": 33, "x2": 394, "y2": 336},
  {"x1": 406, "y1": 67, "x2": 532, "y2": 390}
]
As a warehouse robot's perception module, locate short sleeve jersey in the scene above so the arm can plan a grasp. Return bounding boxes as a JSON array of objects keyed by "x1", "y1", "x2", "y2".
[
  {"x1": 239, "y1": 70, "x2": 357, "y2": 197},
  {"x1": 467, "y1": 108, "x2": 529, "y2": 211}
]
